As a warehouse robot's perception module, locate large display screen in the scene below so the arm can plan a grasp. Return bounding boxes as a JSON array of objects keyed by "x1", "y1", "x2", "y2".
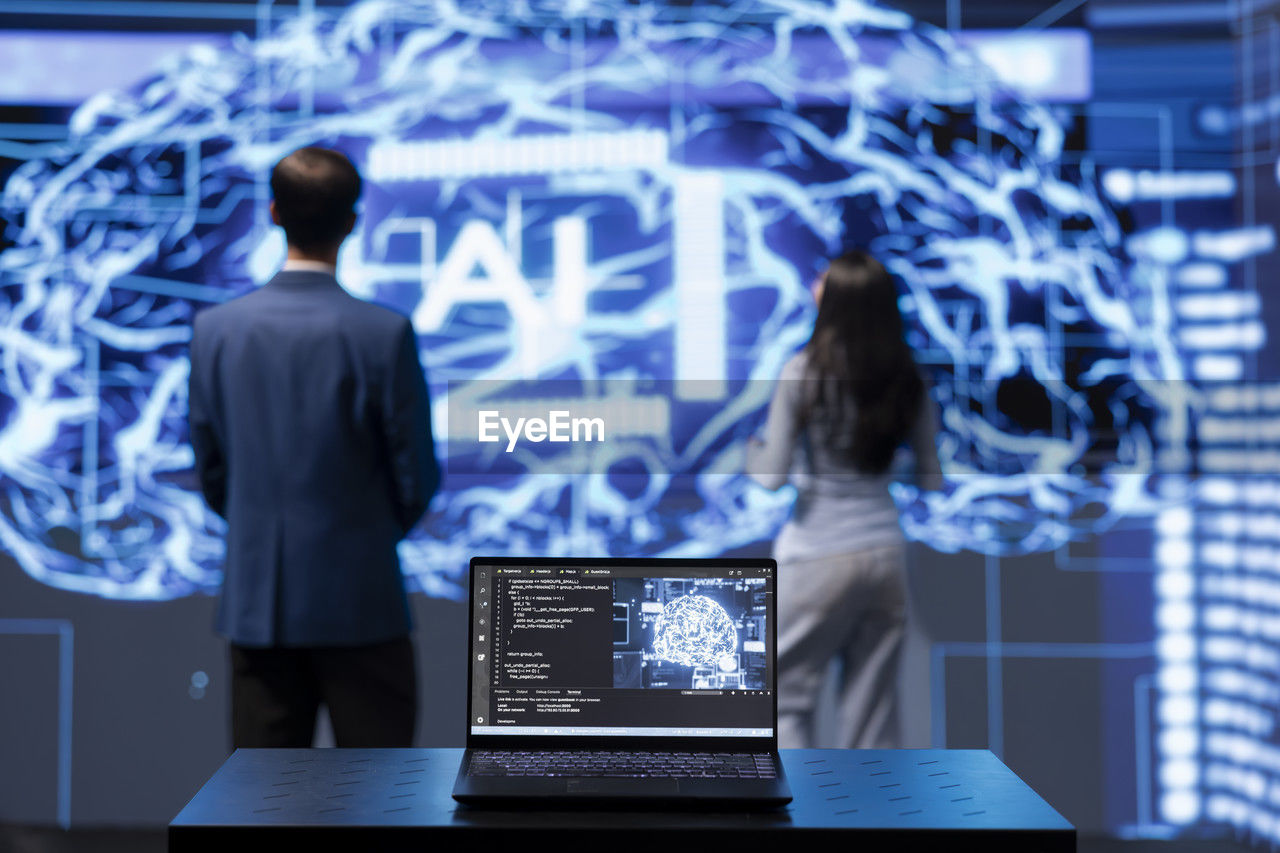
[{"x1": 1, "y1": 1, "x2": 1161, "y2": 600}]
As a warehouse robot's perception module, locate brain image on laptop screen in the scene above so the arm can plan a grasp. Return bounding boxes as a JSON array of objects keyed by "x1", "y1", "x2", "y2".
[
  {"x1": 653, "y1": 595, "x2": 737, "y2": 668},
  {"x1": 612, "y1": 578, "x2": 768, "y2": 691}
]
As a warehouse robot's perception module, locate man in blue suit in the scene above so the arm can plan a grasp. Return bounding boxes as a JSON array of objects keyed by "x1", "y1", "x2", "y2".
[{"x1": 188, "y1": 147, "x2": 439, "y2": 748}]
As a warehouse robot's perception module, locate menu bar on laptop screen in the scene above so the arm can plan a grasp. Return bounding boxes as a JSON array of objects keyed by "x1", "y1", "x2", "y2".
[{"x1": 469, "y1": 563, "x2": 775, "y2": 739}]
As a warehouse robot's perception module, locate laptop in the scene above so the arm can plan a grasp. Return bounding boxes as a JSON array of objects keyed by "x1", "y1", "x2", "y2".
[{"x1": 452, "y1": 556, "x2": 792, "y2": 808}]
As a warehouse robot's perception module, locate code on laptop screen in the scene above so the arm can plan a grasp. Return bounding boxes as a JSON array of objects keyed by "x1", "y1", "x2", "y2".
[{"x1": 469, "y1": 563, "x2": 774, "y2": 738}]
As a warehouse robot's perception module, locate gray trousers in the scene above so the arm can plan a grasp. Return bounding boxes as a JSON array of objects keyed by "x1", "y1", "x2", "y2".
[{"x1": 777, "y1": 544, "x2": 906, "y2": 749}]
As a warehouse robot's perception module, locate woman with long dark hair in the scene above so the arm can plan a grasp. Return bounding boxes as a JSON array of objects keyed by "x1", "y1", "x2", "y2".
[{"x1": 747, "y1": 250, "x2": 940, "y2": 749}]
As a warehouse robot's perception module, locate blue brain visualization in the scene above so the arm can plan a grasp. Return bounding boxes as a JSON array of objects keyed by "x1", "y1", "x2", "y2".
[
  {"x1": 0, "y1": 0, "x2": 1171, "y2": 602},
  {"x1": 652, "y1": 595, "x2": 739, "y2": 669}
]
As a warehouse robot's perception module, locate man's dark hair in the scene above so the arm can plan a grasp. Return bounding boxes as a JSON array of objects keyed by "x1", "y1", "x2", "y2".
[{"x1": 270, "y1": 147, "x2": 361, "y2": 252}]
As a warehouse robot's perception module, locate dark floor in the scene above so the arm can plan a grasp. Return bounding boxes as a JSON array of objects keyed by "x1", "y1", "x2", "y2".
[
  {"x1": 1, "y1": 828, "x2": 165, "y2": 853},
  {"x1": 0, "y1": 827, "x2": 1266, "y2": 853}
]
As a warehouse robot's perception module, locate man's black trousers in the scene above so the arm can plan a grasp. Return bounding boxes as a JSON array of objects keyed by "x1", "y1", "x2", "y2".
[{"x1": 229, "y1": 636, "x2": 417, "y2": 748}]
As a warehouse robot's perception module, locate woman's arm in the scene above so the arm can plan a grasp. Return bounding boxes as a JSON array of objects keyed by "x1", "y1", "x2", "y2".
[{"x1": 746, "y1": 357, "x2": 805, "y2": 491}]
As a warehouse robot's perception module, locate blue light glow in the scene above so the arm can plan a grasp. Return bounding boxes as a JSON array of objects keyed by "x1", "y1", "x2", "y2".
[
  {"x1": 6, "y1": 4, "x2": 1280, "y2": 842},
  {"x1": 0, "y1": 0, "x2": 1190, "y2": 600}
]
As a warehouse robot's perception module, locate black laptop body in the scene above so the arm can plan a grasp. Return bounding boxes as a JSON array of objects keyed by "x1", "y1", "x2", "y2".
[{"x1": 452, "y1": 556, "x2": 792, "y2": 809}]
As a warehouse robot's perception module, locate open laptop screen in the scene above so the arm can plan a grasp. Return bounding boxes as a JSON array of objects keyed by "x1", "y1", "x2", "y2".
[{"x1": 468, "y1": 559, "x2": 775, "y2": 739}]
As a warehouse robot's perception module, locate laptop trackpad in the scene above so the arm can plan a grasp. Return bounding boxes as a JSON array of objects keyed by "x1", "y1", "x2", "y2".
[{"x1": 566, "y1": 779, "x2": 680, "y2": 796}]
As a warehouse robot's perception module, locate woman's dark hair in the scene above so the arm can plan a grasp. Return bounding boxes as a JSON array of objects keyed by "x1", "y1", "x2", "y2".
[
  {"x1": 802, "y1": 250, "x2": 923, "y2": 474},
  {"x1": 270, "y1": 147, "x2": 361, "y2": 252}
]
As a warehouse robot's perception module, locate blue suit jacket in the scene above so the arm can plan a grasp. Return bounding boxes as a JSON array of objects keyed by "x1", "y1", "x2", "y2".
[{"x1": 188, "y1": 270, "x2": 439, "y2": 647}]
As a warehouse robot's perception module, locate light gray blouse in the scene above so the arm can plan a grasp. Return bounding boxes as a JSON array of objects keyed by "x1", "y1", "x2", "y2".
[{"x1": 746, "y1": 351, "x2": 941, "y2": 563}]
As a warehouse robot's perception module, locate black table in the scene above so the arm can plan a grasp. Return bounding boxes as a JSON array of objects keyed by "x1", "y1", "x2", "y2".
[{"x1": 169, "y1": 748, "x2": 1074, "y2": 852}]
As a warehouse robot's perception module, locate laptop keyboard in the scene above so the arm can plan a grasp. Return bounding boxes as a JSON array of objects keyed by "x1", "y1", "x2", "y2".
[{"x1": 468, "y1": 751, "x2": 778, "y2": 779}]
